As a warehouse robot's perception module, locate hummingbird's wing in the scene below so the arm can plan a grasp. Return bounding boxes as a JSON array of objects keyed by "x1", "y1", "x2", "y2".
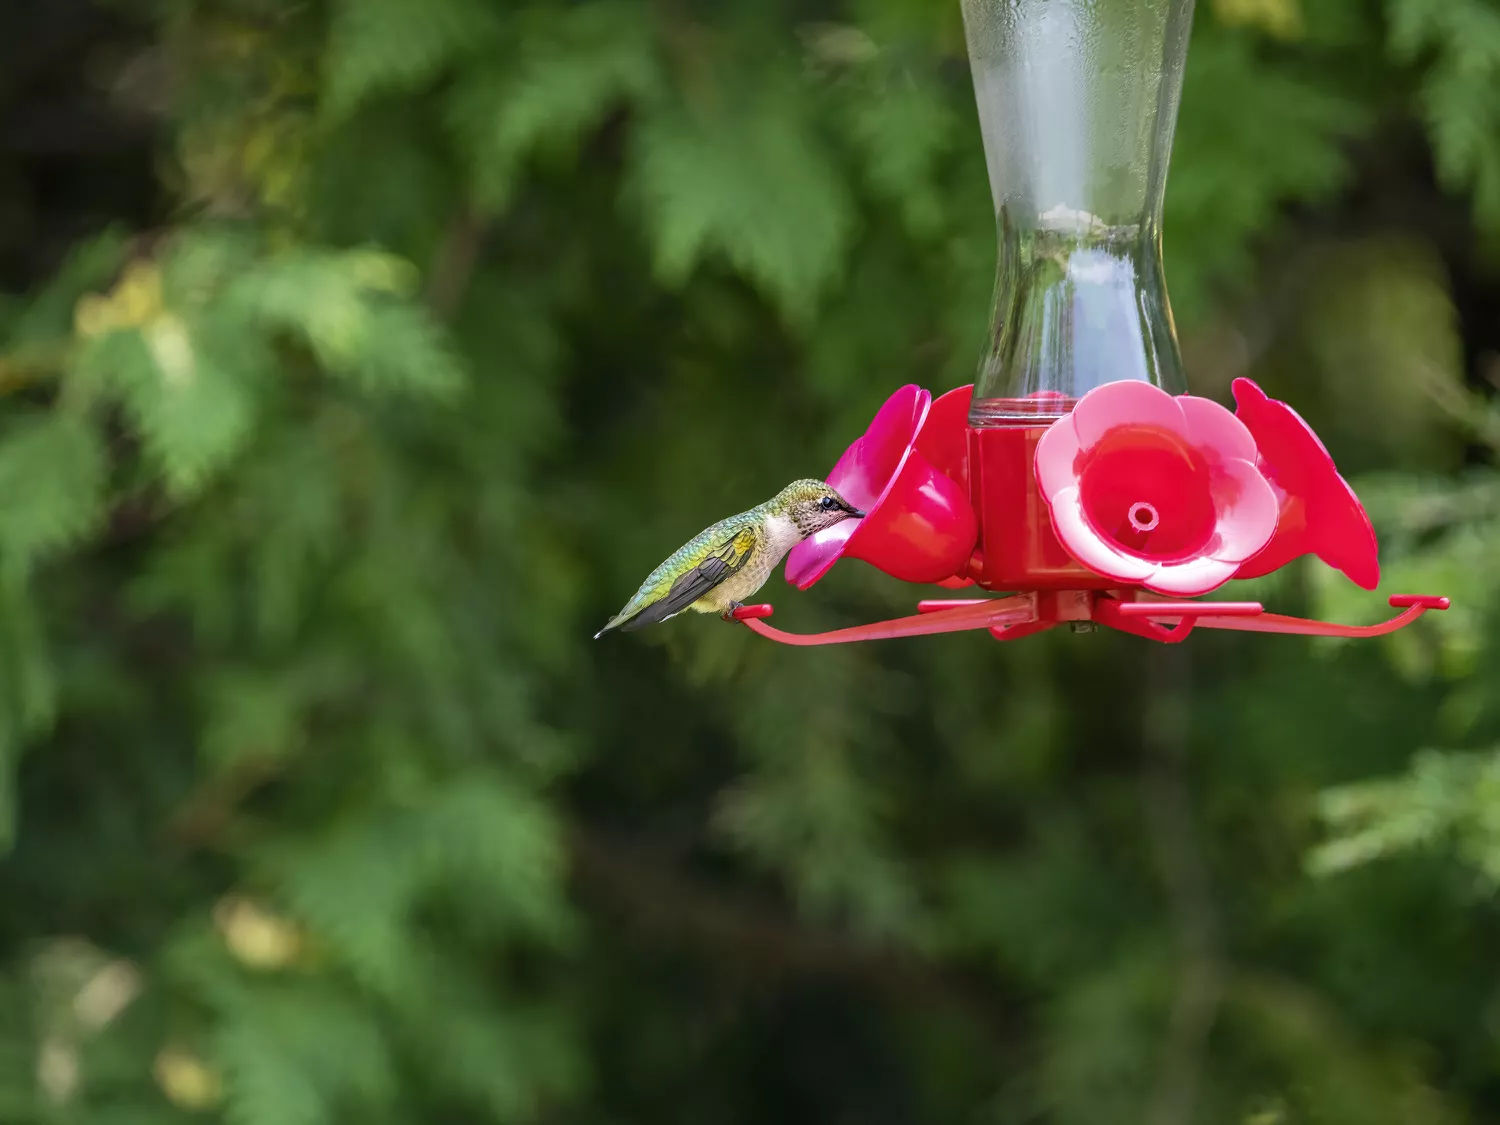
[{"x1": 617, "y1": 527, "x2": 757, "y2": 631}]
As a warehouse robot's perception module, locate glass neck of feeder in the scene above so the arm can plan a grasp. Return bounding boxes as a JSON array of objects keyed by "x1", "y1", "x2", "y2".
[{"x1": 962, "y1": 0, "x2": 1196, "y2": 425}]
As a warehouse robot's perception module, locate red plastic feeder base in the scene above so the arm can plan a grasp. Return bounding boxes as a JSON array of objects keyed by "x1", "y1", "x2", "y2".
[
  {"x1": 730, "y1": 593, "x2": 1449, "y2": 647},
  {"x1": 768, "y1": 380, "x2": 1449, "y2": 646}
]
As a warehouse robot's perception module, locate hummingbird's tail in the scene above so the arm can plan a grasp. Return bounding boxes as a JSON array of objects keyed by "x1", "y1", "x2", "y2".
[
  {"x1": 596, "y1": 600, "x2": 661, "y2": 636},
  {"x1": 593, "y1": 611, "x2": 631, "y2": 639}
]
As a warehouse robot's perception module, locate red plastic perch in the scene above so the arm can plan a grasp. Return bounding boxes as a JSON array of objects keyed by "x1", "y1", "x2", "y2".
[
  {"x1": 1182, "y1": 595, "x2": 1449, "y2": 638},
  {"x1": 731, "y1": 594, "x2": 1448, "y2": 646},
  {"x1": 730, "y1": 595, "x2": 1037, "y2": 646}
]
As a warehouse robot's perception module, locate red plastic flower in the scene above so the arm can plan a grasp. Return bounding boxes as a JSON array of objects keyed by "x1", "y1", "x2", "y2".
[
  {"x1": 1230, "y1": 378, "x2": 1379, "y2": 589},
  {"x1": 786, "y1": 385, "x2": 977, "y2": 589},
  {"x1": 1034, "y1": 380, "x2": 1279, "y2": 596}
]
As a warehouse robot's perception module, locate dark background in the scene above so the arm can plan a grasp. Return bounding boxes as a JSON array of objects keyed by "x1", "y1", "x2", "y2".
[{"x1": 2, "y1": 1, "x2": 1500, "y2": 1124}]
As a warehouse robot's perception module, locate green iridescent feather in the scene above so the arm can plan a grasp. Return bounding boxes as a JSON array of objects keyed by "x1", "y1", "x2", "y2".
[
  {"x1": 598, "y1": 511, "x2": 764, "y2": 635},
  {"x1": 596, "y1": 480, "x2": 855, "y2": 637}
]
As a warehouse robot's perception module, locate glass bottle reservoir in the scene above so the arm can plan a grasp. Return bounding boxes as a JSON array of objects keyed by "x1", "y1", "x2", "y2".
[{"x1": 963, "y1": 0, "x2": 1196, "y2": 426}]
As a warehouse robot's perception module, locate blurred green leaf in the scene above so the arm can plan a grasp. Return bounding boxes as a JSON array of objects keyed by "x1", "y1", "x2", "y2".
[
  {"x1": 324, "y1": 0, "x2": 501, "y2": 117},
  {"x1": 0, "y1": 412, "x2": 105, "y2": 574},
  {"x1": 447, "y1": 3, "x2": 662, "y2": 209},
  {"x1": 629, "y1": 78, "x2": 856, "y2": 323}
]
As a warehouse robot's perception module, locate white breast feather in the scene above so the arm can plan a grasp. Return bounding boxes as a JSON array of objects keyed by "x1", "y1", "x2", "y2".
[{"x1": 760, "y1": 514, "x2": 803, "y2": 560}]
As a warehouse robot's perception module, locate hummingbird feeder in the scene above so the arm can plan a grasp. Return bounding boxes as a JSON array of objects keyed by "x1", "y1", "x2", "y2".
[{"x1": 733, "y1": 0, "x2": 1449, "y2": 645}]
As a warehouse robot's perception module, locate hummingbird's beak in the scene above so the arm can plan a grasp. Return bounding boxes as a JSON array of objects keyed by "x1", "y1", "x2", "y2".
[{"x1": 850, "y1": 508, "x2": 867, "y2": 518}]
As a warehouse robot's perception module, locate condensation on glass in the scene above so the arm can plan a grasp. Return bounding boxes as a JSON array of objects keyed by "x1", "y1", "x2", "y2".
[{"x1": 962, "y1": 0, "x2": 1197, "y2": 425}]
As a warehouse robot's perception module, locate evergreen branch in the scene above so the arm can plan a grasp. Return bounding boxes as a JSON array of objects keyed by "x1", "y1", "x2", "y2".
[
  {"x1": 425, "y1": 206, "x2": 491, "y2": 320},
  {"x1": 162, "y1": 754, "x2": 286, "y2": 852}
]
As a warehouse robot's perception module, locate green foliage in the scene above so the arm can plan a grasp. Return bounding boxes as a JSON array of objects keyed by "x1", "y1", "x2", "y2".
[
  {"x1": 324, "y1": 0, "x2": 502, "y2": 118},
  {"x1": 1388, "y1": 0, "x2": 1500, "y2": 240},
  {"x1": 1166, "y1": 24, "x2": 1371, "y2": 316},
  {"x1": 103, "y1": 321, "x2": 262, "y2": 500},
  {"x1": 0, "y1": 584, "x2": 55, "y2": 848},
  {"x1": 1312, "y1": 748, "x2": 1500, "y2": 882},
  {"x1": 839, "y1": 65, "x2": 956, "y2": 239},
  {"x1": 629, "y1": 75, "x2": 856, "y2": 323},
  {"x1": 447, "y1": 3, "x2": 663, "y2": 209},
  {"x1": 3, "y1": 0, "x2": 1500, "y2": 1124},
  {"x1": 0, "y1": 413, "x2": 105, "y2": 576},
  {"x1": 222, "y1": 246, "x2": 461, "y2": 398},
  {"x1": 4, "y1": 229, "x2": 131, "y2": 347}
]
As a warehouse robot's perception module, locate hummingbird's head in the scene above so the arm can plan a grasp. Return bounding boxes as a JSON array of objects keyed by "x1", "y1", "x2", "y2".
[{"x1": 775, "y1": 479, "x2": 866, "y2": 537}]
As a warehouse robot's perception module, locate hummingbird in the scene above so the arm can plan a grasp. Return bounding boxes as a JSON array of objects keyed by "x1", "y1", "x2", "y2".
[{"x1": 595, "y1": 479, "x2": 865, "y2": 638}]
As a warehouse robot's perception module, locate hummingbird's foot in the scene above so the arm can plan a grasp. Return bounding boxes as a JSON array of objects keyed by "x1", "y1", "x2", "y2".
[{"x1": 722, "y1": 601, "x2": 745, "y2": 622}]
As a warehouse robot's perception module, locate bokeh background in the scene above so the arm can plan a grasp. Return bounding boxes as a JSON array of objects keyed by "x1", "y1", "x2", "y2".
[{"x1": 2, "y1": 0, "x2": 1500, "y2": 1122}]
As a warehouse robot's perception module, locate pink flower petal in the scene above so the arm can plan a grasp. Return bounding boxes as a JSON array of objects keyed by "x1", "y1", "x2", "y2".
[
  {"x1": 1207, "y1": 457, "x2": 1279, "y2": 563},
  {"x1": 1048, "y1": 486, "x2": 1155, "y2": 583},
  {"x1": 1036, "y1": 381, "x2": 1282, "y2": 595},
  {"x1": 1071, "y1": 380, "x2": 1189, "y2": 449},
  {"x1": 1315, "y1": 482, "x2": 1380, "y2": 590},
  {"x1": 1234, "y1": 378, "x2": 1333, "y2": 460},
  {"x1": 915, "y1": 385, "x2": 973, "y2": 494},
  {"x1": 1143, "y1": 556, "x2": 1239, "y2": 597},
  {"x1": 829, "y1": 429, "x2": 896, "y2": 508},
  {"x1": 786, "y1": 520, "x2": 858, "y2": 589},
  {"x1": 1231, "y1": 377, "x2": 1380, "y2": 590},
  {"x1": 1178, "y1": 394, "x2": 1259, "y2": 465},
  {"x1": 787, "y1": 384, "x2": 977, "y2": 588},
  {"x1": 827, "y1": 385, "x2": 929, "y2": 511},
  {"x1": 826, "y1": 434, "x2": 881, "y2": 511},
  {"x1": 1034, "y1": 413, "x2": 1085, "y2": 502}
]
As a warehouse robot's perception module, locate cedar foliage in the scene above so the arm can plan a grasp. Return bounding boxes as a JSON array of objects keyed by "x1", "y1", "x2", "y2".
[{"x1": 2, "y1": 0, "x2": 1500, "y2": 1122}]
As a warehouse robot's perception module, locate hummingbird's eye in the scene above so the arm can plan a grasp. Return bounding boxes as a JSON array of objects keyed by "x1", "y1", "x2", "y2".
[{"x1": 819, "y1": 496, "x2": 838, "y2": 510}]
